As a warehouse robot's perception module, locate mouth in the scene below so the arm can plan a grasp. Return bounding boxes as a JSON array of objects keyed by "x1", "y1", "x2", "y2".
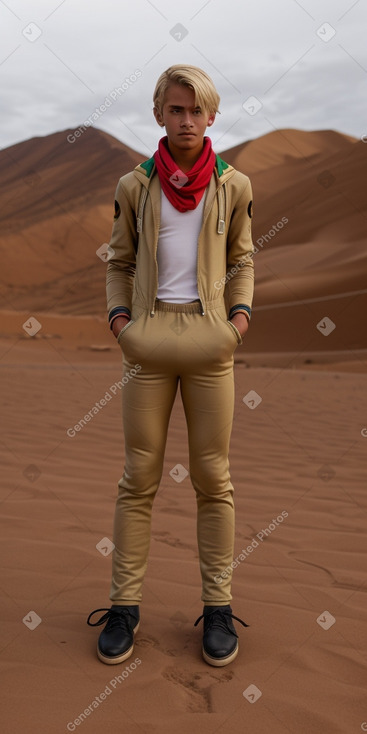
[{"x1": 179, "y1": 132, "x2": 196, "y2": 136}]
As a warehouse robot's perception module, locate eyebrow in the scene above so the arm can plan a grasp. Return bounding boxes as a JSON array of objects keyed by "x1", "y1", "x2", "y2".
[{"x1": 167, "y1": 104, "x2": 201, "y2": 110}]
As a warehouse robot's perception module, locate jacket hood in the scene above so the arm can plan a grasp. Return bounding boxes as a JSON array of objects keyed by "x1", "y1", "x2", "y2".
[{"x1": 133, "y1": 153, "x2": 236, "y2": 188}]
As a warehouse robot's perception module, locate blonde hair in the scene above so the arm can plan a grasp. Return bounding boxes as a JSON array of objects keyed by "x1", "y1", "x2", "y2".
[{"x1": 153, "y1": 64, "x2": 220, "y2": 116}]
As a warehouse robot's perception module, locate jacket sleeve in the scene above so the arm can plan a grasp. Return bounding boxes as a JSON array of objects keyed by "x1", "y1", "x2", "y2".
[
  {"x1": 105, "y1": 178, "x2": 138, "y2": 321},
  {"x1": 225, "y1": 176, "x2": 254, "y2": 319}
]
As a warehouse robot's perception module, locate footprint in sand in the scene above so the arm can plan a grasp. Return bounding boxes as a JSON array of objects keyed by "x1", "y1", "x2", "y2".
[
  {"x1": 168, "y1": 613, "x2": 196, "y2": 651},
  {"x1": 162, "y1": 667, "x2": 234, "y2": 713},
  {"x1": 135, "y1": 634, "x2": 178, "y2": 658},
  {"x1": 152, "y1": 530, "x2": 193, "y2": 551}
]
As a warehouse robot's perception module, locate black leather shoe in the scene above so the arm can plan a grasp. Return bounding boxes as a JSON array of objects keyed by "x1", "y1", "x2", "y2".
[
  {"x1": 194, "y1": 605, "x2": 249, "y2": 666},
  {"x1": 87, "y1": 605, "x2": 140, "y2": 664}
]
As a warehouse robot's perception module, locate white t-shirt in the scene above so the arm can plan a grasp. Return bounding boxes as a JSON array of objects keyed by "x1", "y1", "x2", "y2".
[{"x1": 156, "y1": 189, "x2": 206, "y2": 303}]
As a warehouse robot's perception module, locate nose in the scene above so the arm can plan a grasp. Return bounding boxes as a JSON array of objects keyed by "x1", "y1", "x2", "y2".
[{"x1": 180, "y1": 113, "x2": 193, "y2": 128}]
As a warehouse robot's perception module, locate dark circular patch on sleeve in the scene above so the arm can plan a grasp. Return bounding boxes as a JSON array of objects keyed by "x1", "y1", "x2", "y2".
[
  {"x1": 114, "y1": 200, "x2": 121, "y2": 220},
  {"x1": 247, "y1": 200, "x2": 253, "y2": 218}
]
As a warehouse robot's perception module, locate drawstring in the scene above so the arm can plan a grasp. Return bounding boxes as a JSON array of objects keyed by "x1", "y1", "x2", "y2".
[{"x1": 217, "y1": 184, "x2": 225, "y2": 234}]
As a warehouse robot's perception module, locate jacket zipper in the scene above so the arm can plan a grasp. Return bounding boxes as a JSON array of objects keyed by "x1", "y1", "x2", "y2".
[
  {"x1": 196, "y1": 181, "x2": 223, "y2": 316},
  {"x1": 150, "y1": 205, "x2": 160, "y2": 317}
]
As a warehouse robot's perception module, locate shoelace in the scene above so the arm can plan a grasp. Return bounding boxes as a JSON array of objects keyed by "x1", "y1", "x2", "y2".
[
  {"x1": 86, "y1": 607, "x2": 136, "y2": 632},
  {"x1": 193, "y1": 608, "x2": 249, "y2": 637}
]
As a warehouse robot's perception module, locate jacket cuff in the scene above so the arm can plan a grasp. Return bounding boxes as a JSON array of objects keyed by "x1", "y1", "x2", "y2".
[
  {"x1": 229, "y1": 304, "x2": 252, "y2": 321},
  {"x1": 108, "y1": 306, "x2": 131, "y2": 330}
]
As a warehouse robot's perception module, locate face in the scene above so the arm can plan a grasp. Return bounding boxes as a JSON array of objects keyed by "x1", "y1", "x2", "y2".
[{"x1": 153, "y1": 82, "x2": 215, "y2": 151}]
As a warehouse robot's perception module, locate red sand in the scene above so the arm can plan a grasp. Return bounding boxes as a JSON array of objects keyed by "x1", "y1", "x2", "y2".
[{"x1": 0, "y1": 127, "x2": 366, "y2": 734}]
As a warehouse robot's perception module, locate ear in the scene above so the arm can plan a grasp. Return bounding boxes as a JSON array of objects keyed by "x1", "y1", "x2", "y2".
[
  {"x1": 207, "y1": 113, "x2": 216, "y2": 127},
  {"x1": 153, "y1": 106, "x2": 165, "y2": 127}
]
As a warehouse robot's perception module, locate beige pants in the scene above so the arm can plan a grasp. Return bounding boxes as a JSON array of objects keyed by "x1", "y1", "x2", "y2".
[{"x1": 110, "y1": 298, "x2": 242, "y2": 606}]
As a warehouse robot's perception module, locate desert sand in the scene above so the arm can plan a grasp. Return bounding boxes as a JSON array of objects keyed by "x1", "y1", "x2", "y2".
[{"x1": 0, "y1": 127, "x2": 366, "y2": 734}]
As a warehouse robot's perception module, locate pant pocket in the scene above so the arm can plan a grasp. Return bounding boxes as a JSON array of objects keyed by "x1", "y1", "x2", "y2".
[
  {"x1": 117, "y1": 319, "x2": 136, "y2": 344},
  {"x1": 215, "y1": 308, "x2": 242, "y2": 348},
  {"x1": 225, "y1": 319, "x2": 243, "y2": 346}
]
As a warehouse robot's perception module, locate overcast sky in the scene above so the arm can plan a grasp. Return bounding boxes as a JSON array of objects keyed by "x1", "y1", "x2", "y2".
[{"x1": 0, "y1": 0, "x2": 366, "y2": 155}]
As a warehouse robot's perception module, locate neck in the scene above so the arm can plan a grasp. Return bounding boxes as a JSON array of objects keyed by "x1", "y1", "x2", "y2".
[{"x1": 166, "y1": 138, "x2": 205, "y2": 173}]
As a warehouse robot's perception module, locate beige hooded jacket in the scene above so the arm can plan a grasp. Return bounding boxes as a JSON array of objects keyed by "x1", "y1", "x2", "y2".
[{"x1": 106, "y1": 154, "x2": 254, "y2": 322}]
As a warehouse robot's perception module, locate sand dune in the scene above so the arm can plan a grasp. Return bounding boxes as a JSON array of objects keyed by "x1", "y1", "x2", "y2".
[
  {"x1": 1, "y1": 127, "x2": 366, "y2": 733},
  {"x1": 1, "y1": 126, "x2": 365, "y2": 358}
]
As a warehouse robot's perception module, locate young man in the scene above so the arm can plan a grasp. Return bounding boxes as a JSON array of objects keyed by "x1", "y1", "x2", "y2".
[{"x1": 87, "y1": 65, "x2": 254, "y2": 667}]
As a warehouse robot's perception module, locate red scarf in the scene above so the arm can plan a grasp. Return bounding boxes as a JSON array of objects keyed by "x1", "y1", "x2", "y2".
[{"x1": 153, "y1": 135, "x2": 216, "y2": 212}]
